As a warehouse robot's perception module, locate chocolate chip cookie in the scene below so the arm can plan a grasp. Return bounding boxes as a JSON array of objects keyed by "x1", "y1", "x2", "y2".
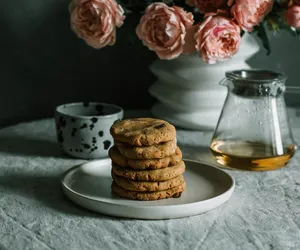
[
  {"x1": 109, "y1": 146, "x2": 182, "y2": 169},
  {"x1": 112, "y1": 173, "x2": 185, "y2": 192},
  {"x1": 110, "y1": 118, "x2": 176, "y2": 146},
  {"x1": 115, "y1": 139, "x2": 177, "y2": 159},
  {"x1": 112, "y1": 160, "x2": 186, "y2": 181},
  {"x1": 112, "y1": 181, "x2": 186, "y2": 201}
]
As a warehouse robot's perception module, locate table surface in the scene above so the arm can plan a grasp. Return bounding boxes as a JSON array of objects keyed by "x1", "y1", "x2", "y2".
[{"x1": 1, "y1": 109, "x2": 300, "y2": 250}]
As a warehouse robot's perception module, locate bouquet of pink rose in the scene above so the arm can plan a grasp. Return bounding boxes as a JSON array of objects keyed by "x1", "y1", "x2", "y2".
[{"x1": 69, "y1": 0, "x2": 300, "y2": 64}]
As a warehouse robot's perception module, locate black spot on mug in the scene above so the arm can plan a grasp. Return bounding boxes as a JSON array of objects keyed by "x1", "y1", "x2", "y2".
[{"x1": 103, "y1": 140, "x2": 111, "y2": 150}]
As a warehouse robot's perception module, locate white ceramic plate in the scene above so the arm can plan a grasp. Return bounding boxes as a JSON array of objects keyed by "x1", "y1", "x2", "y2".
[{"x1": 61, "y1": 159, "x2": 235, "y2": 219}]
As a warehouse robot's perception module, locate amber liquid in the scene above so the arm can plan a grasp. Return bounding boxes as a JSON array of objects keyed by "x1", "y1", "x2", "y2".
[{"x1": 210, "y1": 140, "x2": 296, "y2": 171}]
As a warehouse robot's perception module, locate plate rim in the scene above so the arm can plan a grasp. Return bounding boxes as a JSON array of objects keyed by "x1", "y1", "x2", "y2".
[{"x1": 61, "y1": 158, "x2": 235, "y2": 209}]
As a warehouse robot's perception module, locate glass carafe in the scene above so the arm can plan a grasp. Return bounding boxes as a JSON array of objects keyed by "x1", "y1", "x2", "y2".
[{"x1": 210, "y1": 69, "x2": 297, "y2": 171}]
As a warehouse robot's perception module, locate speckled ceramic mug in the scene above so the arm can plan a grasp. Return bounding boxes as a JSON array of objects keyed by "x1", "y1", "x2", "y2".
[{"x1": 55, "y1": 102, "x2": 123, "y2": 159}]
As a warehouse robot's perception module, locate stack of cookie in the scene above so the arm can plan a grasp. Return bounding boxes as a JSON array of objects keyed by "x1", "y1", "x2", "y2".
[{"x1": 109, "y1": 118, "x2": 186, "y2": 201}]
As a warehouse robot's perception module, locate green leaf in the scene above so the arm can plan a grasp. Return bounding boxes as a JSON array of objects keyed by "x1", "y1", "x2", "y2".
[
  {"x1": 289, "y1": 27, "x2": 300, "y2": 37},
  {"x1": 162, "y1": 0, "x2": 173, "y2": 4},
  {"x1": 278, "y1": 23, "x2": 300, "y2": 37},
  {"x1": 256, "y1": 24, "x2": 271, "y2": 56},
  {"x1": 266, "y1": 15, "x2": 280, "y2": 32}
]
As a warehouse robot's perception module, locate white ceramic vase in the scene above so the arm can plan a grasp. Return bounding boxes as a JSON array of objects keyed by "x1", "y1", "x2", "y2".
[{"x1": 149, "y1": 33, "x2": 260, "y2": 130}]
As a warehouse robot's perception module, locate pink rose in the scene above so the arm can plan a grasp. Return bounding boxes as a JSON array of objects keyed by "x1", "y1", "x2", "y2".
[
  {"x1": 194, "y1": 14, "x2": 241, "y2": 64},
  {"x1": 136, "y1": 3, "x2": 194, "y2": 60},
  {"x1": 286, "y1": 5, "x2": 300, "y2": 28},
  {"x1": 186, "y1": 0, "x2": 227, "y2": 13},
  {"x1": 69, "y1": 0, "x2": 125, "y2": 49},
  {"x1": 231, "y1": 0, "x2": 273, "y2": 31}
]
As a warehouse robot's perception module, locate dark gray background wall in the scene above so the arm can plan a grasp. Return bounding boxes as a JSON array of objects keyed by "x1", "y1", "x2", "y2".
[
  {"x1": 1, "y1": 1, "x2": 299, "y2": 127},
  {"x1": 0, "y1": 0, "x2": 156, "y2": 127}
]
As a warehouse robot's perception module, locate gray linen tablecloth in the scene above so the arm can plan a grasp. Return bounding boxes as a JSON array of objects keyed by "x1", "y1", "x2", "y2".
[{"x1": 1, "y1": 109, "x2": 300, "y2": 250}]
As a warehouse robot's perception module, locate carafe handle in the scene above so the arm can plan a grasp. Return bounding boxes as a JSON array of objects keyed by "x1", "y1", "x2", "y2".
[{"x1": 219, "y1": 78, "x2": 230, "y2": 87}]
